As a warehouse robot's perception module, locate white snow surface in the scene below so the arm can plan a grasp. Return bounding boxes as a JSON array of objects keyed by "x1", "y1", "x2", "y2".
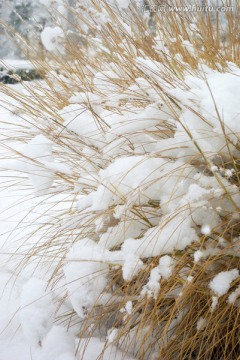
[
  {"x1": 64, "y1": 239, "x2": 109, "y2": 318},
  {"x1": 20, "y1": 278, "x2": 55, "y2": 346}
]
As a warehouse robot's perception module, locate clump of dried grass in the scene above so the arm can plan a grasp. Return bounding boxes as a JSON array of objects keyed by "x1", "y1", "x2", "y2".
[{"x1": 1, "y1": 1, "x2": 240, "y2": 359}]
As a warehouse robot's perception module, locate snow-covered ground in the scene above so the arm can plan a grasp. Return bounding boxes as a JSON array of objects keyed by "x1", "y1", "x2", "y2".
[{"x1": 0, "y1": 59, "x2": 33, "y2": 71}]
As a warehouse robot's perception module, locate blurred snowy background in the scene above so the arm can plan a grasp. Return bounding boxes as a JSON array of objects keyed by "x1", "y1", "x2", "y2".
[
  {"x1": 0, "y1": 0, "x2": 236, "y2": 59},
  {"x1": 0, "y1": 0, "x2": 80, "y2": 59}
]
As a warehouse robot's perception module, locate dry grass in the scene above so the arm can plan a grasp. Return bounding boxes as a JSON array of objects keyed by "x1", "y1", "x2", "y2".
[{"x1": 0, "y1": 1, "x2": 240, "y2": 359}]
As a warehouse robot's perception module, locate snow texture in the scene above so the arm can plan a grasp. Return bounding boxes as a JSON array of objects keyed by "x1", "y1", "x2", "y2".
[
  {"x1": 209, "y1": 270, "x2": 239, "y2": 297},
  {"x1": 20, "y1": 278, "x2": 55, "y2": 346},
  {"x1": 41, "y1": 26, "x2": 64, "y2": 53}
]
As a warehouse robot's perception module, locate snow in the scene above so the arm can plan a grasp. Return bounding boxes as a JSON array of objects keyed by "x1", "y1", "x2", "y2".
[
  {"x1": 122, "y1": 212, "x2": 197, "y2": 258},
  {"x1": 93, "y1": 70, "x2": 120, "y2": 94},
  {"x1": 201, "y1": 225, "x2": 211, "y2": 235},
  {"x1": 0, "y1": 134, "x2": 72, "y2": 195},
  {"x1": 210, "y1": 165, "x2": 218, "y2": 173},
  {"x1": 1, "y1": 7, "x2": 240, "y2": 357},
  {"x1": 20, "y1": 135, "x2": 54, "y2": 196},
  {"x1": 209, "y1": 269, "x2": 239, "y2": 297},
  {"x1": 116, "y1": 0, "x2": 131, "y2": 9},
  {"x1": 167, "y1": 67, "x2": 240, "y2": 159},
  {"x1": 120, "y1": 301, "x2": 133, "y2": 316},
  {"x1": 194, "y1": 250, "x2": 203, "y2": 263},
  {"x1": 141, "y1": 256, "x2": 174, "y2": 299},
  {"x1": 0, "y1": 86, "x2": 134, "y2": 359},
  {"x1": 41, "y1": 326, "x2": 75, "y2": 360},
  {"x1": 107, "y1": 328, "x2": 118, "y2": 343},
  {"x1": 41, "y1": 26, "x2": 64, "y2": 53},
  {"x1": 158, "y1": 255, "x2": 174, "y2": 279},
  {"x1": 61, "y1": 105, "x2": 106, "y2": 147},
  {"x1": 141, "y1": 266, "x2": 161, "y2": 299},
  {"x1": 228, "y1": 285, "x2": 240, "y2": 304},
  {"x1": 77, "y1": 337, "x2": 135, "y2": 360},
  {"x1": 0, "y1": 59, "x2": 33, "y2": 70},
  {"x1": 122, "y1": 252, "x2": 144, "y2": 281},
  {"x1": 90, "y1": 156, "x2": 166, "y2": 211},
  {"x1": 20, "y1": 278, "x2": 55, "y2": 346},
  {"x1": 39, "y1": 0, "x2": 53, "y2": 6},
  {"x1": 211, "y1": 296, "x2": 219, "y2": 312},
  {"x1": 182, "y1": 40, "x2": 195, "y2": 56},
  {"x1": 196, "y1": 317, "x2": 206, "y2": 331},
  {"x1": 64, "y1": 239, "x2": 109, "y2": 318},
  {"x1": 125, "y1": 301, "x2": 133, "y2": 315}
]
